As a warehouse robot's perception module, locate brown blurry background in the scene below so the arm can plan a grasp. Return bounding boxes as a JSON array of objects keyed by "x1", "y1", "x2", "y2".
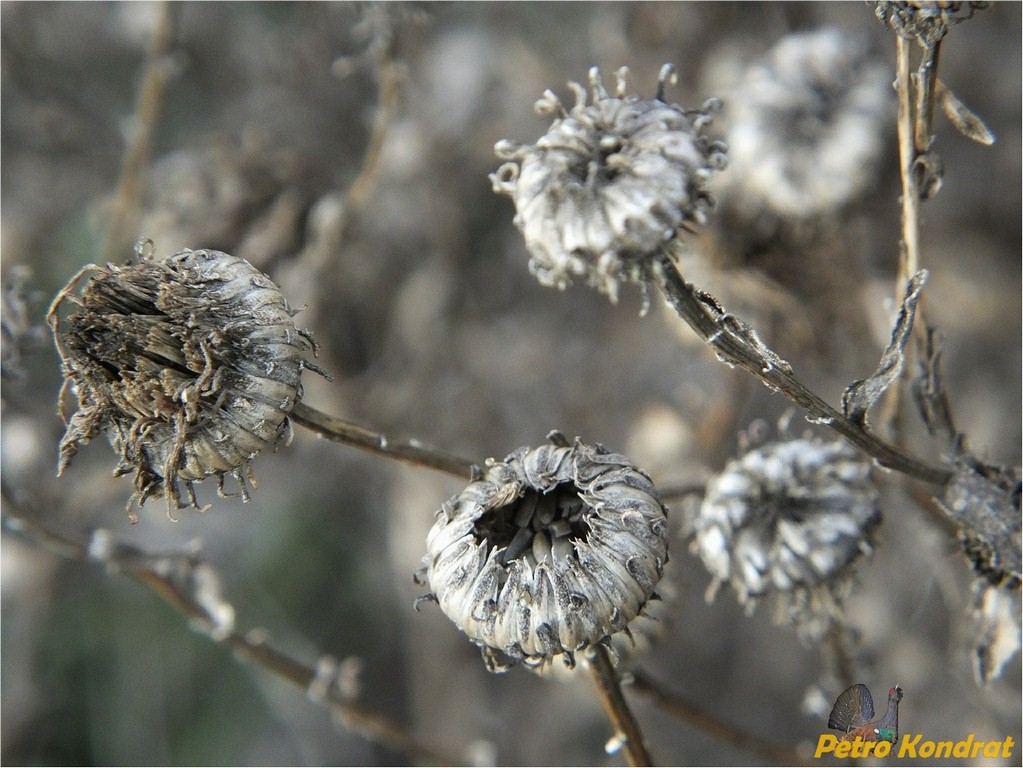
[{"x1": 2, "y1": 2, "x2": 1019, "y2": 765}]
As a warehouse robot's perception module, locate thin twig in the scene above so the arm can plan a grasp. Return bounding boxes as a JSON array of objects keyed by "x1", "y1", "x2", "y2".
[
  {"x1": 103, "y1": 1, "x2": 180, "y2": 261},
  {"x1": 895, "y1": 35, "x2": 922, "y2": 294},
  {"x1": 823, "y1": 622, "x2": 856, "y2": 691},
  {"x1": 657, "y1": 482, "x2": 707, "y2": 505},
  {"x1": 306, "y1": 8, "x2": 404, "y2": 284},
  {"x1": 342, "y1": 29, "x2": 401, "y2": 215},
  {"x1": 629, "y1": 670, "x2": 811, "y2": 767},
  {"x1": 587, "y1": 644, "x2": 654, "y2": 767},
  {"x1": 652, "y1": 253, "x2": 952, "y2": 488},
  {"x1": 1, "y1": 495, "x2": 461, "y2": 767},
  {"x1": 291, "y1": 401, "x2": 475, "y2": 478},
  {"x1": 884, "y1": 35, "x2": 938, "y2": 436},
  {"x1": 913, "y1": 40, "x2": 942, "y2": 159}
]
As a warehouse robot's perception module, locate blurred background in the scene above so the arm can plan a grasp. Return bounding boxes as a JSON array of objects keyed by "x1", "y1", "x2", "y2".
[{"x1": 2, "y1": 2, "x2": 1019, "y2": 765}]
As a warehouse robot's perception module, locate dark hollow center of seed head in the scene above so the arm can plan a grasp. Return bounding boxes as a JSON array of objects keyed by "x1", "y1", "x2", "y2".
[
  {"x1": 568, "y1": 133, "x2": 624, "y2": 186},
  {"x1": 474, "y1": 482, "x2": 591, "y2": 567}
]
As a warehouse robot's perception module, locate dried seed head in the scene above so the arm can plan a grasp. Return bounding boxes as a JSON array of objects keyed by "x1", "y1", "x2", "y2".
[
  {"x1": 939, "y1": 460, "x2": 1022, "y2": 589},
  {"x1": 2, "y1": 265, "x2": 46, "y2": 383},
  {"x1": 693, "y1": 437, "x2": 881, "y2": 604},
  {"x1": 970, "y1": 580, "x2": 1021, "y2": 685},
  {"x1": 48, "y1": 239, "x2": 326, "y2": 520},
  {"x1": 491, "y1": 65, "x2": 727, "y2": 303},
  {"x1": 717, "y1": 28, "x2": 892, "y2": 220},
  {"x1": 874, "y1": 1, "x2": 989, "y2": 49},
  {"x1": 417, "y1": 433, "x2": 670, "y2": 672}
]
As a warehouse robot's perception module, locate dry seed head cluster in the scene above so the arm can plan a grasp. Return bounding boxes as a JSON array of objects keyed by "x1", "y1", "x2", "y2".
[
  {"x1": 491, "y1": 65, "x2": 727, "y2": 302},
  {"x1": 873, "y1": 1, "x2": 990, "y2": 48},
  {"x1": 417, "y1": 435, "x2": 669, "y2": 672},
  {"x1": 49, "y1": 241, "x2": 324, "y2": 518},
  {"x1": 694, "y1": 437, "x2": 881, "y2": 604},
  {"x1": 718, "y1": 28, "x2": 891, "y2": 220}
]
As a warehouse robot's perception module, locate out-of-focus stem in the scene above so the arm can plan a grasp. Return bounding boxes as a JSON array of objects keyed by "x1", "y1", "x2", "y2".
[
  {"x1": 630, "y1": 670, "x2": 810, "y2": 766},
  {"x1": 103, "y1": 1, "x2": 180, "y2": 261},
  {"x1": 1, "y1": 497, "x2": 460, "y2": 767}
]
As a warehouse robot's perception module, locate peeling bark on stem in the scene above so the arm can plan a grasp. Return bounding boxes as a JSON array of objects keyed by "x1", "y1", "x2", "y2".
[{"x1": 652, "y1": 252, "x2": 952, "y2": 488}]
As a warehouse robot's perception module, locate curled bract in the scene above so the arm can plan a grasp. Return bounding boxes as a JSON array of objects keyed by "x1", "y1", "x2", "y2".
[
  {"x1": 48, "y1": 239, "x2": 326, "y2": 519},
  {"x1": 491, "y1": 64, "x2": 726, "y2": 302},
  {"x1": 694, "y1": 437, "x2": 881, "y2": 604},
  {"x1": 417, "y1": 433, "x2": 670, "y2": 672}
]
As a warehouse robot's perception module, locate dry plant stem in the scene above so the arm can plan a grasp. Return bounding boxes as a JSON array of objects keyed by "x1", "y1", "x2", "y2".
[
  {"x1": 653, "y1": 254, "x2": 952, "y2": 487},
  {"x1": 102, "y1": 1, "x2": 180, "y2": 261},
  {"x1": 587, "y1": 644, "x2": 654, "y2": 767},
  {"x1": 307, "y1": 15, "x2": 402, "y2": 285},
  {"x1": 885, "y1": 36, "x2": 936, "y2": 432},
  {"x1": 629, "y1": 671, "x2": 809, "y2": 767},
  {"x1": 0, "y1": 499, "x2": 459, "y2": 767},
  {"x1": 657, "y1": 482, "x2": 707, "y2": 505},
  {"x1": 291, "y1": 401, "x2": 474, "y2": 478},
  {"x1": 344, "y1": 47, "x2": 401, "y2": 214},
  {"x1": 896, "y1": 35, "x2": 922, "y2": 288},
  {"x1": 913, "y1": 40, "x2": 942, "y2": 160},
  {"x1": 823, "y1": 621, "x2": 856, "y2": 690}
]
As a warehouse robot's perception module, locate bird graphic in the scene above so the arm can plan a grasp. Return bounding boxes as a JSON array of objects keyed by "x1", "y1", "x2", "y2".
[{"x1": 828, "y1": 684, "x2": 903, "y2": 743}]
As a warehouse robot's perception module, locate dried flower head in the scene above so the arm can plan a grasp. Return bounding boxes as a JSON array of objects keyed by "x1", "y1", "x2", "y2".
[
  {"x1": 416, "y1": 432, "x2": 669, "y2": 672},
  {"x1": 939, "y1": 459, "x2": 1022, "y2": 589},
  {"x1": 717, "y1": 28, "x2": 892, "y2": 220},
  {"x1": 969, "y1": 580, "x2": 1021, "y2": 685},
  {"x1": 874, "y1": 1, "x2": 990, "y2": 49},
  {"x1": 491, "y1": 64, "x2": 727, "y2": 302},
  {"x1": 2, "y1": 265, "x2": 46, "y2": 383},
  {"x1": 48, "y1": 239, "x2": 326, "y2": 519},
  {"x1": 693, "y1": 437, "x2": 881, "y2": 605},
  {"x1": 138, "y1": 139, "x2": 307, "y2": 268}
]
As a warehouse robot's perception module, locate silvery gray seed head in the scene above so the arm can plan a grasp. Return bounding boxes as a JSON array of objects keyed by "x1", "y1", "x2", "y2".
[
  {"x1": 694, "y1": 438, "x2": 881, "y2": 604},
  {"x1": 417, "y1": 435, "x2": 669, "y2": 672},
  {"x1": 718, "y1": 28, "x2": 891, "y2": 220},
  {"x1": 491, "y1": 65, "x2": 727, "y2": 303}
]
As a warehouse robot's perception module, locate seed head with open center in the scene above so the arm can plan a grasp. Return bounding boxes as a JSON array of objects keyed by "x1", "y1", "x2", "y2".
[
  {"x1": 48, "y1": 239, "x2": 327, "y2": 520},
  {"x1": 491, "y1": 65, "x2": 727, "y2": 303},
  {"x1": 416, "y1": 433, "x2": 670, "y2": 672}
]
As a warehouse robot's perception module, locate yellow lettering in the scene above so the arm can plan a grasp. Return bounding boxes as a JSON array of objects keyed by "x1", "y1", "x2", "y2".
[
  {"x1": 954, "y1": 733, "x2": 973, "y2": 758},
  {"x1": 972, "y1": 741, "x2": 984, "y2": 758},
  {"x1": 814, "y1": 735, "x2": 838, "y2": 758},
  {"x1": 983, "y1": 741, "x2": 1001, "y2": 759},
  {"x1": 934, "y1": 741, "x2": 954, "y2": 758},
  {"x1": 851, "y1": 738, "x2": 871, "y2": 759},
  {"x1": 899, "y1": 733, "x2": 922, "y2": 758},
  {"x1": 1004, "y1": 737, "x2": 1016, "y2": 758},
  {"x1": 919, "y1": 740, "x2": 935, "y2": 758},
  {"x1": 834, "y1": 740, "x2": 851, "y2": 758},
  {"x1": 874, "y1": 741, "x2": 891, "y2": 758}
]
